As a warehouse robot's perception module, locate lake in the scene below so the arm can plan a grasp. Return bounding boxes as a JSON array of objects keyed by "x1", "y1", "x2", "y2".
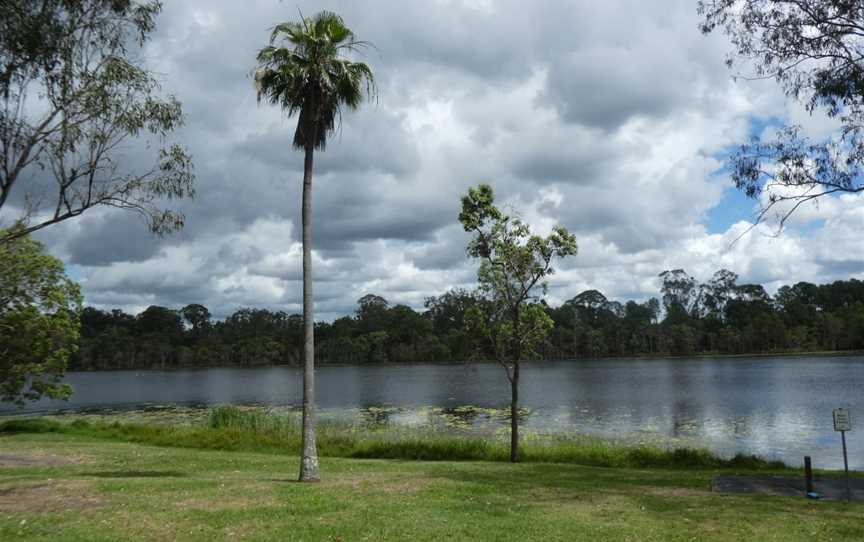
[{"x1": 3, "y1": 356, "x2": 862, "y2": 469}]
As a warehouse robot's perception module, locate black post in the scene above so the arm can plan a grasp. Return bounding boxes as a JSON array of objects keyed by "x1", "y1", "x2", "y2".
[
  {"x1": 841, "y1": 430, "x2": 851, "y2": 502},
  {"x1": 804, "y1": 456, "x2": 813, "y2": 495}
]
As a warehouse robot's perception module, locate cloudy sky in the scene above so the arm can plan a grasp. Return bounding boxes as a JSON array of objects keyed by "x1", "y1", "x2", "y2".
[{"x1": 27, "y1": 0, "x2": 864, "y2": 320}]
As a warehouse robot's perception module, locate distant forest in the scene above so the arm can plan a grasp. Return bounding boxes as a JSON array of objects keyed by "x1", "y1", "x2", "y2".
[{"x1": 71, "y1": 269, "x2": 864, "y2": 370}]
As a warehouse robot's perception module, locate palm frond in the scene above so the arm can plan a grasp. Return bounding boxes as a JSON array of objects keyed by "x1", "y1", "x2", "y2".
[
  {"x1": 253, "y1": 10, "x2": 376, "y2": 151},
  {"x1": 269, "y1": 21, "x2": 304, "y2": 44}
]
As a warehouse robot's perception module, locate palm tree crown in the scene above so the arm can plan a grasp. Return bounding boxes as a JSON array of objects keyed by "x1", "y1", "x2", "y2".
[{"x1": 254, "y1": 11, "x2": 376, "y2": 151}]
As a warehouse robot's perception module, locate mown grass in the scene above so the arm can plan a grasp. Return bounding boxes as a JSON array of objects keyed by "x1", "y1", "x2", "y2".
[
  {"x1": 0, "y1": 406, "x2": 788, "y2": 471},
  {"x1": 0, "y1": 431, "x2": 861, "y2": 542}
]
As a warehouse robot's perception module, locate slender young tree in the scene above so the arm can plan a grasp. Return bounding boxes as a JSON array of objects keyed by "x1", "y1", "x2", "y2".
[
  {"x1": 460, "y1": 184, "x2": 577, "y2": 462},
  {"x1": 253, "y1": 11, "x2": 375, "y2": 482}
]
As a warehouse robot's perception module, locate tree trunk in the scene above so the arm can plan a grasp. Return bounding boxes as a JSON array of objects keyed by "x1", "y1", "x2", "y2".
[
  {"x1": 299, "y1": 144, "x2": 319, "y2": 482},
  {"x1": 510, "y1": 361, "x2": 520, "y2": 463},
  {"x1": 509, "y1": 304, "x2": 522, "y2": 463}
]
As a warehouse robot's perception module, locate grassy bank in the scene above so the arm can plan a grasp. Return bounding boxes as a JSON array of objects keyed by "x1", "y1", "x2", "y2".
[
  {"x1": 0, "y1": 430, "x2": 861, "y2": 541},
  {"x1": 0, "y1": 406, "x2": 787, "y2": 471}
]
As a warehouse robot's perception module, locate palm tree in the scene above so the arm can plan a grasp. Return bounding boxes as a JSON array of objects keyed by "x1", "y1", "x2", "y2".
[{"x1": 254, "y1": 11, "x2": 375, "y2": 482}]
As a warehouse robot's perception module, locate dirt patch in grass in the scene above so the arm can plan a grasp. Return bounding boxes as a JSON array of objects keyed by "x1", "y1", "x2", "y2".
[
  {"x1": 524, "y1": 486, "x2": 588, "y2": 503},
  {"x1": 330, "y1": 471, "x2": 437, "y2": 494},
  {"x1": 638, "y1": 485, "x2": 713, "y2": 498},
  {"x1": 0, "y1": 452, "x2": 77, "y2": 467},
  {"x1": 0, "y1": 480, "x2": 103, "y2": 512},
  {"x1": 174, "y1": 483, "x2": 279, "y2": 511},
  {"x1": 377, "y1": 479, "x2": 434, "y2": 494},
  {"x1": 174, "y1": 495, "x2": 277, "y2": 511}
]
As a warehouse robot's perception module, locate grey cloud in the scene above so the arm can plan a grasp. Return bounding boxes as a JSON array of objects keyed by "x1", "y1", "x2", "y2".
[
  {"x1": 238, "y1": 109, "x2": 421, "y2": 178},
  {"x1": 405, "y1": 230, "x2": 472, "y2": 271},
  {"x1": 314, "y1": 202, "x2": 445, "y2": 250},
  {"x1": 537, "y1": 2, "x2": 733, "y2": 131},
  {"x1": 541, "y1": 49, "x2": 690, "y2": 129},
  {"x1": 306, "y1": 172, "x2": 457, "y2": 251},
  {"x1": 63, "y1": 213, "x2": 163, "y2": 266},
  {"x1": 815, "y1": 259, "x2": 864, "y2": 276},
  {"x1": 508, "y1": 132, "x2": 621, "y2": 184}
]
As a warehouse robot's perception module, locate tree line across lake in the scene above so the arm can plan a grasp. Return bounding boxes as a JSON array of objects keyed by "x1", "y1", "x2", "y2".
[{"x1": 71, "y1": 269, "x2": 864, "y2": 371}]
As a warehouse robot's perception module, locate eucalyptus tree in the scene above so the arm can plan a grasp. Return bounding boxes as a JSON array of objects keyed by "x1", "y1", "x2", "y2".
[
  {"x1": 253, "y1": 11, "x2": 376, "y2": 482},
  {"x1": 699, "y1": 0, "x2": 864, "y2": 228},
  {"x1": 0, "y1": 0, "x2": 195, "y2": 244},
  {"x1": 460, "y1": 184, "x2": 577, "y2": 462},
  {"x1": 659, "y1": 269, "x2": 699, "y2": 322},
  {"x1": 181, "y1": 303, "x2": 212, "y2": 338},
  {"x1": 697, "y1": 269, "x2": 739, "y2": 322}
]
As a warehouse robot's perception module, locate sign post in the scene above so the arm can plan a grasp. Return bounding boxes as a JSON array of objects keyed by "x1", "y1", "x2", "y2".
[{"x1": 833, "y1": 408, "x2": 852, "y2": 502}]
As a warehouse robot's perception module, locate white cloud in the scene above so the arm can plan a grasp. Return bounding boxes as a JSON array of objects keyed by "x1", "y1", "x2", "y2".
[{"x1": 27, "y1": 0, "x2": 864, "y2": 320}]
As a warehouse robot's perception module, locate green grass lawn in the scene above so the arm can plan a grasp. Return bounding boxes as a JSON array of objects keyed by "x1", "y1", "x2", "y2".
[{"x1": 1, "y1": 431, "x2": 862, "y2": 542}]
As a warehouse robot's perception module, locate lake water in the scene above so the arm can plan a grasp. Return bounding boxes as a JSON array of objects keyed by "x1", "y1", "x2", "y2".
[{"x1": 3, "y1": 356, "x2": 862, "y2": 469}]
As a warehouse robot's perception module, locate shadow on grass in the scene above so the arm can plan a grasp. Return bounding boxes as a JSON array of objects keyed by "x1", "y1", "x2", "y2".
[
  {"x1": 422, "y1": 461, "x2": 863, "y2": 535},
  {"x1": 428, "y1": 461, "x2": 711, "y2": 493},
  {"x1": 81, "y1": 470, "x2": 187, "y2": 478}
]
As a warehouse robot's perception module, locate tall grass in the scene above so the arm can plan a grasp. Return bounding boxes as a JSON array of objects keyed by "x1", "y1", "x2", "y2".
[
  {"x1": 0, "y1": 406, "x2": 789, "y2": 471},
  {"x1": 207, "y1": 406, "x2": 303, "y2": 440}
]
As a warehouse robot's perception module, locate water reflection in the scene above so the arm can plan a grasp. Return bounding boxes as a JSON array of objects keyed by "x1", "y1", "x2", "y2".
[{"x1": 2, "y1": 356, "x2": 862, "y2": 468}]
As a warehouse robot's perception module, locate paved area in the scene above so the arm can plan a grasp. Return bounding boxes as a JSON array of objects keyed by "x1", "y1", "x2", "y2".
[{"x1": 712, "y1": 475, "x2": 864, "y2": 501}]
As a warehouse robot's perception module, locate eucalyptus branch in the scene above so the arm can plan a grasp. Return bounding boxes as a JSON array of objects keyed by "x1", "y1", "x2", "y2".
[
  {"x1": 700, "y1": 0, "x2": 864, "y2": 229},
  {"x1": 0, "y1": 0, "x2": 194, "y2": 243}
]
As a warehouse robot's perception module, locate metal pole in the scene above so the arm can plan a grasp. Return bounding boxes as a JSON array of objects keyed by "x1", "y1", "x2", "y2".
[{"x1": 841, "y1": 430, "x2": 850, "y2": 502}]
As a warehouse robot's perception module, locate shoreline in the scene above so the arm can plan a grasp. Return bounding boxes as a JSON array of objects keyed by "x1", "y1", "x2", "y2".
[
  {"x1": 66, "y1": 349, "x2": 864, "y2": 372},
  {"x1": 4, "y1": 403, "x2": 863, "y2": 471}
]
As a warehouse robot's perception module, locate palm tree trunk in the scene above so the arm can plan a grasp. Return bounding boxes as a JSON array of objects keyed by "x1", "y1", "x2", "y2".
[{"x1": 299, "y1": 143, "x2": 320, "y2": 482}]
